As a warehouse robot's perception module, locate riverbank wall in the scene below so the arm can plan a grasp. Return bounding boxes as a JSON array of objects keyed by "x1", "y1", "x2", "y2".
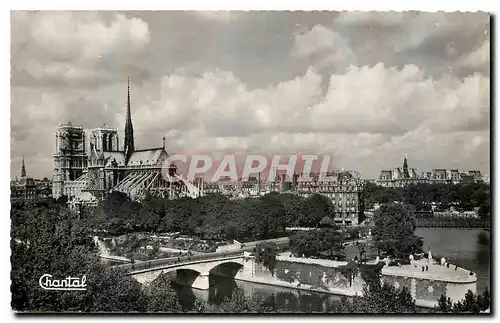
[{"x1": 223, "y1": 255, "x2": 477, "y2": 308}]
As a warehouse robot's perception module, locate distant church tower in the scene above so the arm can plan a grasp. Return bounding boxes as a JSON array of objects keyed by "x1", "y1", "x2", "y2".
[
  {"x1": 124, "y1": 77, "x2": 135, "y2": 165},
  {"x1": 403, "y1": 154, "x2": 410, "y2": 179},
  {"x1": 21, "y1": 157, "x2": 26, "y2": 178}
]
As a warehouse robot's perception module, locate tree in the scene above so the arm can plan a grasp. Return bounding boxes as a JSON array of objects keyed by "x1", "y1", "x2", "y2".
[
  {"x1": 11, "y1": 199, "x2": 100, "y2": 311},
  {"x1": 173, "y1": 197, "x2": 197, "y2": 234},
  {"x1": 223, "y1": 221, "x2": 238, "y2": 240},
  {"x1": 289, "y1": 229, "x2": 344, "y2": 260},
  {"x1": 145, "y1": 273, "x2": 183, "y2": 312},
  {"x1": 92, "y1": 191, "x2": 142, "y2": 235},
  {"x1": 319, "y1": 216, "x2": 336, "y2": 228},
  {"x1": 346, "y1": 227, "x2": 360, "y2": 240},
  {"x1": 195, "y1": 195, "x2": 229, "y2": 239},
  {"x1": 356, "y1": 242, "x2": 368, "y2": 263},
  {"x1": 254, "y1": 242, "x2": 278, "y2": 275},
  {"x1": 477, "y1": 231, "x2": 489, "y2": 246},
  {"x1": 331, "y1": 280, "x2": 416, "y2": 313},
  {"x1": 202, "y1": 288, "x2": 271, "y2": 313},
  {"x1": 261, "y1": 193, "x2": 287, "y2": 235},
  {"x1": 138, "y1": 193, "x2": 165, "y2": 232},
  {"x1": 354, "y1": 283, "x2": 416, "y2": 313},
  {"x1": 372, "y1": 202, "x2": 423, "y2": 257},
  {"x1": 10, "y1": 199, "x2": 149, "y2": 312},
  {"x1": 237, "y1": 199, "x2": 268, "y2": 240},
  {"x1": 276, "y1": 193, "x2": 304, "y2": 227},
  {"x1": 89, "y1": 269, "x2": 148, "y2": 312},
  {"x1": 436, "y1": 288, "x2": 490, "y2": 313},
  {"x1": 299, "y1": 194, "x2": 333, "y2": 227},
  {"x1": 478, "y1": 203, "x2": 490, "y2": 219},
  {"x1": 337, "y1": 261, "x2": 359, "y2": 287},
  {"x1": 360, "y1": 181, "x2": 379, "y2": 211},
  {"x1": 438, "y1": 295, "x2": 454, "y2": 313}
]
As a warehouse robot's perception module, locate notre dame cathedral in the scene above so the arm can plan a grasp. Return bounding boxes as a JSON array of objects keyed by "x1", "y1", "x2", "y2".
[{"x1": 52, "y1": 79, "x2": 198, "y2": 212}]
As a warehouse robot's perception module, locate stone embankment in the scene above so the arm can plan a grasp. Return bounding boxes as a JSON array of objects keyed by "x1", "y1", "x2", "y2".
[{"x1": 231, "y1": 252, "x2": 476, "y2": 308}]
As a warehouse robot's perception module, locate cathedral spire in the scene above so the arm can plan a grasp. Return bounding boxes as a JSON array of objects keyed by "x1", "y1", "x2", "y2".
[
  {"x1": 403, "y1": 154, "x2": 409, "y2": 179},
  {"x1": 124, "y1": 77, "x2": 135, "y2": 164},
  {"x1": 21, "y1": 156, "x2": 26, "y2": 178}
]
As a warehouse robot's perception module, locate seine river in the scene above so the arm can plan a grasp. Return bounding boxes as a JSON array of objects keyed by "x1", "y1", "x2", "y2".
[
  {"x1": 102, "y1": 228, "x2": 490, "y2": 312},
  {"x1": 171, "y1": 228, "x2": 491, "y2": 312}
]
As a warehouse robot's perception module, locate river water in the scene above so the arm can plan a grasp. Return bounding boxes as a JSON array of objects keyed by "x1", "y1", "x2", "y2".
[
  {"x1": 170, "y1": 228, "x2": 490, "y2": 312},
  {"x1": 415, "y1": 228, "x2": 490, "y2": 293}
]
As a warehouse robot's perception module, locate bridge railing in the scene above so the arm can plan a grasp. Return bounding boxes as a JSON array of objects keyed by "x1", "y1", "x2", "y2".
[
  {"x1": 110, "y1": 236, "x2": 290, "y2": 274},
  {"x1": 113, "y1": 248, "x2": 247, "y2": 273}
]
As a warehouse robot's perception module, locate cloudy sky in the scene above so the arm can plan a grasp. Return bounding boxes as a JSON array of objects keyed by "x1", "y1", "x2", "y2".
[{"x1": 10, "y1": 11, "x2": 490, "y2": 180}]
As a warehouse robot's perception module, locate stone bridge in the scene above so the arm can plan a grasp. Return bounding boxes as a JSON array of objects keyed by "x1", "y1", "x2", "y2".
[
  {"x1": 113, "y1": 251, "x2": 248, "y2": 290},
  {"x1": 109, "y1": 237, "x2": 290, "y2": 290}
]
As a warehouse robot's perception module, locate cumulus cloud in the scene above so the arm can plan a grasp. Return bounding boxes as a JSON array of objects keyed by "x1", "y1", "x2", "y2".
[
  {"x1": 11, "y1": 11, "x2": 151, "y2": 86},
  {"x1": 292, "y1": 25, "x2": 356, "y2": 70},
  {"x1": 457, "y1": 39, "x2": 490, "y2": 75},
  {"x1": 192, "y1": 11, "x2": 242, "y2": 23},
  {"x1": 333, "y1": 11, "x2": 406, "y2": 27},
  {"x1": 122, "y1": 61, "x2": 488, "y2": 181}
]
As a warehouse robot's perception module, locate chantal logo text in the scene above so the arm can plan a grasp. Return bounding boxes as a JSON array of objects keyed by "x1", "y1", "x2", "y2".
[{"x1": 39, "y1": 274, "x2": 87, "y2": 291}]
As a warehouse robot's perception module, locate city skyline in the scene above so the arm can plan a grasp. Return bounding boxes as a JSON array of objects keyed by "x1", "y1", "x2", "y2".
[{"x1": 11, "y1": 11, "x2": 490, "y2": 180}]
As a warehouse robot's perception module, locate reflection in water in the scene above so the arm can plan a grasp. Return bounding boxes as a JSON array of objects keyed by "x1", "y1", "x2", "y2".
[{"x1": 171, "y1": 275, "x2": 346, "y2": 313}]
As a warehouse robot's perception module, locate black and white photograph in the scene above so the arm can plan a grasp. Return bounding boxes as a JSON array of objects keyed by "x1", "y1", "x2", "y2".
[{"x1": 9, "y1": 8, "x2": 491, "y2": 314}]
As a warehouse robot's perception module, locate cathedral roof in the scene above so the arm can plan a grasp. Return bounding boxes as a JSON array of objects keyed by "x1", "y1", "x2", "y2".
[{"x1": 127, "y1": 148, "x2": 167, "y2": 167}]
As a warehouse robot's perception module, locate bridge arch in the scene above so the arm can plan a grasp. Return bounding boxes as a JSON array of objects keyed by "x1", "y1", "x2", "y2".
[
  {"x1": 209, "y1": 261, "x2": 244, "y2": 279},
  {"x1": 128, "y1": 256, "x2": 245, "y2": 289},
  {"x1": 175, "y1": 268, "x2": 209, "y2": 289}
]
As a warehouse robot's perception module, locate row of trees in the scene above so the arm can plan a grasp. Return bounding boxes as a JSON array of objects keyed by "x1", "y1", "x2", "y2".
[
  {"x1": 362, "y1": 182, "x2": 490, "y2": 218},
  {"x1": 86, "y1": 191, "x2": 343, "y2": 240},
  {"x1": 437, "y1": 289, "x2": 490, "y2": 313},
  {"x1": 287, "y1": 202, "x2": 425, "y2": 261},
  {"x1": 81, "y1": 181, "x2": 491, "y2": 240},
  {"x1": 11, "y1": 198, "x2": 137, "y2": 311},
  {"x1": 10, "y1": 198, "x2": 273, "y2": 312},
  {"x1": 11, "y1": 199, "x2": 489, "y2": 313}
]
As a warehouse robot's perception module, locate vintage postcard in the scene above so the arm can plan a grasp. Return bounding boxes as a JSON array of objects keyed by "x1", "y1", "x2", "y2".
[{"x1": 10, "y1": 10, "x2": 490, "y2": 314}]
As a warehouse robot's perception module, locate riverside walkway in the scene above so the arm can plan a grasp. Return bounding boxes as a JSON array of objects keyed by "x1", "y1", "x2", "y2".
[{"x1": 383, "y1": 259, "x2": 477, "y2": 283}]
